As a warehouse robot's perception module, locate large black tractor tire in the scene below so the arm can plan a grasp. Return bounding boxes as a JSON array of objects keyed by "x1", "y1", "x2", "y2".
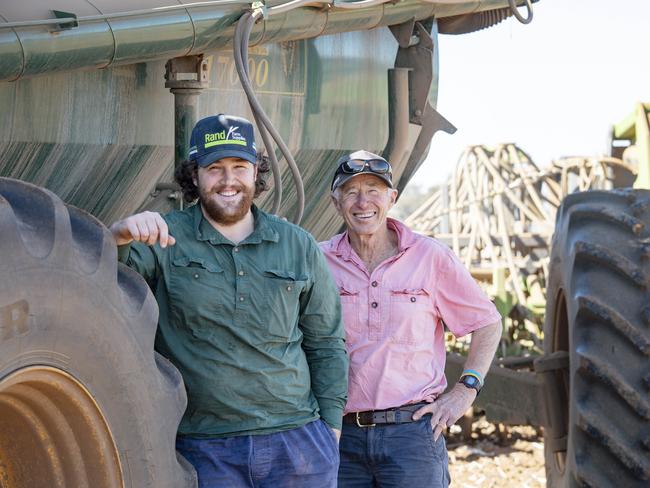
[
  {"x1": 0, "y1": 178, "x2": 197, "y2": 488},
  {"x1": 543, "y1": 189, "x2": 650, "y2": 487}
]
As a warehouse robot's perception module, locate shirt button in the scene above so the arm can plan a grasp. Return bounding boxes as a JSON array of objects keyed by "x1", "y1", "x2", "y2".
[
  {"x1": 239, "y1": 296, "x2": 245, "y2": 302},
  {"x1": 371, "y1": 301, "x2": 378, "y2": 308},
  {"x1": 410, "y1": 297, "x2": 416, "y2": 303},
  {"x1": 286, "y1": 285, "x2": 292, "y2": 292},
  {"x1": 238, "y1": 270, "x2": 245, "y2": 276},
  {"x1": 193, "y1": 273, "x2": 199, "y2": 279},
  {"x1": 371, "y1": 281, "x2": 378, "y2": 287},
  {"x1": 233, "y1": 247, "x2": 240, "y2": 253}
]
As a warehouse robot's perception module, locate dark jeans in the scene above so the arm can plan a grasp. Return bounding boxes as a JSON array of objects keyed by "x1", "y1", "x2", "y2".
[
  {"x1": 338, "y1": 416, "x2": 450, "y2": 488},
  {"x1": 176, "y1": 419, "x2": 339, "y2": 488}
]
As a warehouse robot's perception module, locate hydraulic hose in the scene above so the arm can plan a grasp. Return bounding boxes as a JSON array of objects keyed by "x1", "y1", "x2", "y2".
[
  {"x1": 233, "y1": 15, "x2": 283, "y2": 215},
  {"x1": 234, "y1": 9, "x2": 305, "y2": 224}
]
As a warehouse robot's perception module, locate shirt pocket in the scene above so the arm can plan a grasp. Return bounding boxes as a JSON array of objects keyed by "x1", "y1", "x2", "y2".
[
  {"x1": 338, "y1": 285, "x2": 362, "y2": 333},
  {"x1": 168, "y1": 256, "x2": 227, "y2": 339},
  {"x1": 262, "y1": 269, "x2": 308, "y2": 342},
  {"x1": 389, "y1": 288, "x2": 432, "y2": 345}
]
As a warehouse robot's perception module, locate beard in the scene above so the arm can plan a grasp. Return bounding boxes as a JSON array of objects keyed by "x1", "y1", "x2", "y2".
[{"x1": 199, "y1": 182, "x2": 255, "y2": 225}]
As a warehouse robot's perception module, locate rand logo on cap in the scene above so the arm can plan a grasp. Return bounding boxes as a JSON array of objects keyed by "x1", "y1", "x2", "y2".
[
  {"x1": 204, "y1": 126, "x2": 247, "y2": 147},
  {"x1": 189, "y1": 114, "x2": 257, "y2": 167}
]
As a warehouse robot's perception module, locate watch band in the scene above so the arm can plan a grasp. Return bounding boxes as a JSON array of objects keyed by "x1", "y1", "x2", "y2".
[{"x1": 459, "y1": 374, "x2": 482, "y2": 396}]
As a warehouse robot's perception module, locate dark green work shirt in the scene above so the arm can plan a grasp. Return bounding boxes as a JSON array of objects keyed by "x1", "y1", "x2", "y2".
[{"x1": 118, "y1": 204, "x2": 348, "y2": 437}]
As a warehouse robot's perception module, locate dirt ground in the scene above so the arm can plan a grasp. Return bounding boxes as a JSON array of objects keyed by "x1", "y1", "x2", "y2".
[{"x1": 446, "y1": 417, "x2": 546, "y2": 488}]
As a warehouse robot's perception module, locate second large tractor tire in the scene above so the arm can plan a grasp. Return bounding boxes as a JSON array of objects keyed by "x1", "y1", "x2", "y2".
[
  {"x1": 0, "y1": 178, "x2": 197, "y2": 488},
  {"x1": 543, "y1": 189, "x2": 650, "y2": 487}
]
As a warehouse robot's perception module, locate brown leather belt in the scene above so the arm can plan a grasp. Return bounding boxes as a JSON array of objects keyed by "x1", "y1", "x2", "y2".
[{"x1": 342, "y1": 402, "x2": 429, "y2": 427}]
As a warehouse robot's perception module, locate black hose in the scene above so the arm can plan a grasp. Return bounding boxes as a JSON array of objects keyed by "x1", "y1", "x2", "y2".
[
  {"x1": 240, "y1": 11, "x2": 305, "y2": 224},
  {"x1": 233, "y1": 15, "x2": 282, "y2": 215},
  {"x1": 234, "y1": 10, "x2": 305, "y2": 224}
]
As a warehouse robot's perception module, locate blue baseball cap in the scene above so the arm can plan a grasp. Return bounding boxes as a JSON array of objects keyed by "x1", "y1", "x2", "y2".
[{"x1": 188, "y1": 114, "x2": 257, "y2": 167}]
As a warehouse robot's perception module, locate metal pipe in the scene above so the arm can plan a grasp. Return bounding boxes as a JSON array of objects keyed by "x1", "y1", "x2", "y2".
[
  {"x1": 268, "y1": 0, "x2": 330, "y2": 15},
  {"x1": 332, "y1": 0, "x2": 389, "y2": 9},
  {"x1": 0, "y1": 0, "x2": 512, "y2": 29},
  {"x1": 0, "y1": 1, "x2": 250, "y2": 29},
  {"x1": 383, "y1": 68, "x2": 411, "y2": 178},
  {"x1": 0, "y1": 0, "x2": 515, "y2": 82},
  {"x1": 171, "y1": 89, "x2": 202, "y2": 167},
  {"x1": 165, "y1": 55, "x2": 210, "y2": 168}
]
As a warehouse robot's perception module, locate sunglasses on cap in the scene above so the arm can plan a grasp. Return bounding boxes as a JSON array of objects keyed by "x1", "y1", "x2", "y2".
[
  {"x1": 338, "y1": 158, "x2": 392, "y2": 175},
  {"x1": 331, "y1": 151, "x2": 394, "y2": 191}
]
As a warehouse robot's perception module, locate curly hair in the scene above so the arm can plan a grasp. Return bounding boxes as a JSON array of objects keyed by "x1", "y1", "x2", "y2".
[{"x1": 174, "y1": 154, "x2": 271, "y2": 204}]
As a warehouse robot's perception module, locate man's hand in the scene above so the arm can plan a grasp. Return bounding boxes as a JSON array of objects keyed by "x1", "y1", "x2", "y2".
[
  {"x1": 411, "y1": 321, "x2": 500, "y2": 440},
  {"x1": 412, "y1": 385, "x2": 477, "y2": 440},
  {"x1": 110, "y1": 211, "x2": 176, "y2": 248}
]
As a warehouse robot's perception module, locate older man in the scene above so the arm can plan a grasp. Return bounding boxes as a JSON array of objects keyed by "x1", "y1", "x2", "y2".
[
  {"x1": 320, "y1": 150, "x2": 502, "y2": 487},
  {"x1": 110, "y1": 114, "x2": 347, "y2": 487}
]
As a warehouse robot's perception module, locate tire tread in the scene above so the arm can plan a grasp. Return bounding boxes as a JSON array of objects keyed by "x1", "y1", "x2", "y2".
[
  {"x1": 544, "y1": 189, "x2": 650, "y2": 487},
  {"x1": 0, "y1": 177, "x2": 192, "y2": 488}
]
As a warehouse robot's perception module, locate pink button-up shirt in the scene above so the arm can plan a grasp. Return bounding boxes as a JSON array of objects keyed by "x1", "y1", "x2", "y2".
[{"x1": 320, "y1": 218, "x2": 501, "y2": 414}]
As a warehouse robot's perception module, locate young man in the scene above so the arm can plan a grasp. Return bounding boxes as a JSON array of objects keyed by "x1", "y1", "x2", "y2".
[
  {"x1": 320, "y1": 150, "x2": 502, "y2": 487},
  {"x1": 110, "y1": 114, "x2": 348, "y2": 487}
]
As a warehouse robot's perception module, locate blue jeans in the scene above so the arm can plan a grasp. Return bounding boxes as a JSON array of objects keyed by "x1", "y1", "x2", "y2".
[
  {"x1": 176, "y1": 419, "x2": 339, "y2": 488},
  {"x1": 338, "y1": 416, "x2": 450, "y2": 487}
]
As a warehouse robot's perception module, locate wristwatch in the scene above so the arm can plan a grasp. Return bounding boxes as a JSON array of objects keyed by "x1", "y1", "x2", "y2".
[{"x1": 458, "y1": 374, "x2": 482, "y2": 396}]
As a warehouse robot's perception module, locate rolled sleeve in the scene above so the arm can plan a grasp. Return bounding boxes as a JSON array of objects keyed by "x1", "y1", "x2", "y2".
[
  {"x1": 299, "y1": 240, "x2": 349, "y2": 429},
  {"x1": 436, "y1": 251, "x2": 501, "y2": 337}
]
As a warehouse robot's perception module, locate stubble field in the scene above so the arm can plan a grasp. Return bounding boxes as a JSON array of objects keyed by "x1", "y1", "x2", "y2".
[{"x1": 446, "y1": 418, "x2": 546, "y2": 488}]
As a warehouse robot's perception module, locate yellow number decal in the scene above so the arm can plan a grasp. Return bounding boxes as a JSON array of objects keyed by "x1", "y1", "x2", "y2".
[{"x1": 256, "y1": 58, "x2": 269, "y2": 88}]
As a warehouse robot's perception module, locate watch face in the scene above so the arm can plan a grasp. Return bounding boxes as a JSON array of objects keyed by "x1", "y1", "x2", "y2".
[{"x1": 460, "y1": 375, "x2": 480, "y2": 388}]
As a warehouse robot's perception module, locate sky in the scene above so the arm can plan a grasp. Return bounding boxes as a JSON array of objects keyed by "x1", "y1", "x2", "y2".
[{"x1": 412, "y1": 0, "x2": 650, "y2": 189}]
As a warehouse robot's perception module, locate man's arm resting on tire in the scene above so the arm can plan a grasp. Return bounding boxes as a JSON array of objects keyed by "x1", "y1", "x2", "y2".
[
  {"x1": 110, "y1": 211, "x2": 176, "y2": 247},
  {"x1": 413, "y1": 320, "x2": 502, "y2": 439}
]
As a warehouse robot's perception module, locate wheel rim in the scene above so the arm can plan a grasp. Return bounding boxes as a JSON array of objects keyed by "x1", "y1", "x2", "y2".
[
  {"x1": 551, "y1": 290, "x2": 570, "y2": 474},
  {"x1": 0, "y1": 366, "x2": 123, "y2": 488}
]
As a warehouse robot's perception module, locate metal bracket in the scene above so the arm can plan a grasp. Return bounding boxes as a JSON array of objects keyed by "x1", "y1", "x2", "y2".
[
  {"x1": 534, "y1": 351, "x2": 570, "y2": 451},
  {"x1": 150, "y1": 182, "x2": 182, "y2": 199},
  {"x1": 534, "y1": 351, "x2": 569, "y2": 373},
  {"x1": 386, "y1": 18, "x2": 456, "y2": 193},
  {"x1": 139, "y1": 182, "x2": 184, "y2": 213},
  {"x1": 250, "y1": 1, "x2": 268, "y2": 19},
  {"x1": 52, "y1": 10, "x2": 78, "y2": 30},
  {"x1": 389, "y1": 18, "x2": 416, "y2": 49},
  {"x1": 165, "y1": 55, "x2": 209, "y2": 90},
  {"x1": 391, "y1": 20, "x2": 435, "y2": 125}
]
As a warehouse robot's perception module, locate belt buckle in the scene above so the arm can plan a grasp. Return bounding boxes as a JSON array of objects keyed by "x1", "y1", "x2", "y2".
[{"x1": 355, "y1": 411, "x2": 376, "y2": 428}]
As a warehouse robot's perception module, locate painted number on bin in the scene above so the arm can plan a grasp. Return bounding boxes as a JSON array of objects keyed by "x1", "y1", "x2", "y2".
[
  {"x1": 209, "y1": 42, "x2": 306, "y2": 96},
  {"x1": 216, "y1": 56, "x2": 269, "y2": 88}
]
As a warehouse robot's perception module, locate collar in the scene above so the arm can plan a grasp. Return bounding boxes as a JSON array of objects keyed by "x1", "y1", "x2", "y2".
[
  {"x1": 191, "y1": 204, "x2": 279, "y2": 245},
  {"x1": 331, "y1": 218, "x2": 418, "y2": 261}
]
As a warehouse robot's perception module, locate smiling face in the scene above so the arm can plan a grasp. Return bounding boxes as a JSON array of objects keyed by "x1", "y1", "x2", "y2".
[
  {"x1": 332, "y1": 174, "x2": 397, "y2": 237},
  {"x1": 194, "y1": 157, "x2": 257, "y2": 225}
]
